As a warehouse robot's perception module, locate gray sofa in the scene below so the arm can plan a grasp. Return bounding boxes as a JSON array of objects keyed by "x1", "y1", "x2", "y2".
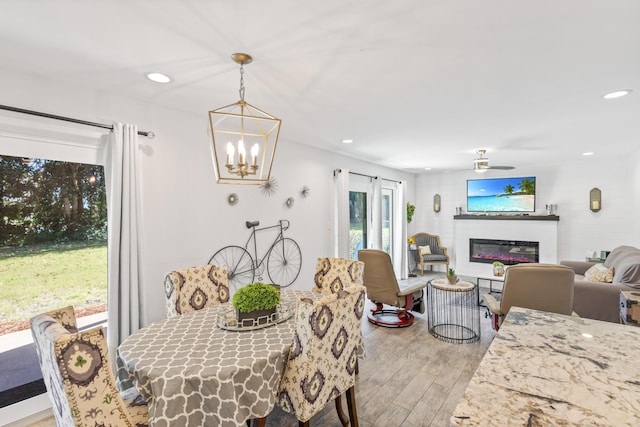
[{"x1": 561, "y1": 245, "x2": 640, "y2": 323}]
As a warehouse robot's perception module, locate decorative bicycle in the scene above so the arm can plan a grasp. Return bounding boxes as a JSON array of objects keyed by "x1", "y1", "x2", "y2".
[{"x1": 208, "y1": 219, "x2": 302, "y2": 290}]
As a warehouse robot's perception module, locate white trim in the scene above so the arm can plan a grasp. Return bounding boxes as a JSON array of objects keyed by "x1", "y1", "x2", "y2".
[{"x1": 0, "y1": 394, "x2": 52, "y2": 427}]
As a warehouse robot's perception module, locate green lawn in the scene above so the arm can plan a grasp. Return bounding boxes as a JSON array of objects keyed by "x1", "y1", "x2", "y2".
[{"x1": 0, "y1": 241, "x2": 107, "y2": 323}]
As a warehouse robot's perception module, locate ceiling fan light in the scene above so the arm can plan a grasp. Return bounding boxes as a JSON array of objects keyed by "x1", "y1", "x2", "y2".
[{"x1": 473, "y1": 162, "x2": 489, "y2": 172}]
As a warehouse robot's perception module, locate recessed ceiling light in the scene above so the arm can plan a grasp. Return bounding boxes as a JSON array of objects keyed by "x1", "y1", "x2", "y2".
[
  {"x1": 424, "y1": 167, "x2": 432, "y2": 170},
  {"x1": 603, "y1": 89, "x2": 631, "y2": 99},
  {"x1": 146, "y1": 72, "x2": 172, "y2": 83},
  {"x1": 341, "y1": 139, "x2": 354, "y2": 144},
  {"x1": 582, "y1": 152, "x2": 595, "y2": 156}
]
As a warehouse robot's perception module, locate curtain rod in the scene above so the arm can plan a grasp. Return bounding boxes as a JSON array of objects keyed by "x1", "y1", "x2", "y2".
[
  {"x1": 334, "y1": 169, "x2": 402, "y2": 184},
  {"x1": 0, "y1": 104, "x2": 155, "y2": 138}
]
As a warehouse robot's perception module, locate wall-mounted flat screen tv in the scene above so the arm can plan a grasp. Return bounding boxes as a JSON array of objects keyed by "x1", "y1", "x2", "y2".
[{"x1": 467, "y1": 176, "x2": 536, "y2": 212}]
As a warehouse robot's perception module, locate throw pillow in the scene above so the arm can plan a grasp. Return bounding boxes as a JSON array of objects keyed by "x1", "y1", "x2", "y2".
[
  {"x1": 419, "y1": 245, "x2": 431, "y2": 256},
  {"x1": 584, "y1": 264, "x2": 615, "y2": 283}
]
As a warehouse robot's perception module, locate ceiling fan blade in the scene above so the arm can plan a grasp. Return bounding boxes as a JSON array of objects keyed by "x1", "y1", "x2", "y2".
[{"x1": 489, "y1": 165, "x2": 515, "y2": 170}]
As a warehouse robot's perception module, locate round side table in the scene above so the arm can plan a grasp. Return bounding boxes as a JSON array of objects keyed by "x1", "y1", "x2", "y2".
[{"x1": 427, "y1": 278, "x2": 480, "y2": 344}]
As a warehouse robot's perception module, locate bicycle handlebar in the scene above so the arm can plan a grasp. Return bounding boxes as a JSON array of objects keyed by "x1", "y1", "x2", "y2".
[{"x1": 279, "y1": 219, "x2": 290, "y2": 231}]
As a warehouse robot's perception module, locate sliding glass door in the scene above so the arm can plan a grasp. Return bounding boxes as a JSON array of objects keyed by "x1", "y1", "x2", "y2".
[
  {"x1": 382, "y1": 188, "x2": 394, "y2": 257},
  {"x1": 349, "y1": 190, "x2": 367, "y2": 260}
]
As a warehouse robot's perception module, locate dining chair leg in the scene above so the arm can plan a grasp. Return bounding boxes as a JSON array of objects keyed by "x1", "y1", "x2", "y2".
[
  {"x1": 345, "y1": 385, "x2": 359, "y2": 427},
  {"x1": 298, "y1": 421, "x2": 310, "y2": 427},
  {"x1": 249, "y1": 417, "x2": 267, "y2": 427},
  {"x1": 334, "y1": 394, "x2": 349, "y2": 426}
]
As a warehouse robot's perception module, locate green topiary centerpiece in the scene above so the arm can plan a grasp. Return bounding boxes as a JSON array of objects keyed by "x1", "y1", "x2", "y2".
[{"x1": 232, "y1": 282, "x2": 281, "y2": 325}]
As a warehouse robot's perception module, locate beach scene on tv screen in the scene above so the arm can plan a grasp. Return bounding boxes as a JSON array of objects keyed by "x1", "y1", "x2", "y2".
[{"x1": 467, "y1": 177, "x2": 536, "y2": 212}]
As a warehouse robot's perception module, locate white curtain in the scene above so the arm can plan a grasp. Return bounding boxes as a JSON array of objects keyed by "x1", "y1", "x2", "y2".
[
  {"x1": 394, "y1": 181, "x2": 408, "y2": 278},
  {"x1": 370, "y1": 177, "x2": 382, "y2": 249},
  {"x1": 104, "y1": 123, "x2": 143, "y2": 361},
  {"x1": 333, "y1": 169, "x2": 350, "y2": 258}
]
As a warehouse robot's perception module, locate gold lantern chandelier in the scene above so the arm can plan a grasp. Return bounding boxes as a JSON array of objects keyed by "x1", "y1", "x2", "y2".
[{"x1": 209, "y1": 53, "x2": 281, "y2": 185}]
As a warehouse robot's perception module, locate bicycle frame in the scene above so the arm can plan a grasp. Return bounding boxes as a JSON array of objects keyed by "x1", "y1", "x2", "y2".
[{"x1": 243, "y1": 219, "x2": 290, "y2": 270}]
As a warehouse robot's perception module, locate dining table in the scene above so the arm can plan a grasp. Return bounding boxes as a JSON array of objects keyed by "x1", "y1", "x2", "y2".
[
  {"x1": 117, "y1": 289, "x2": 317, "y2": 427},
  {"x1": 451, "y1": 306, "x2": 640, "y2": 426}
]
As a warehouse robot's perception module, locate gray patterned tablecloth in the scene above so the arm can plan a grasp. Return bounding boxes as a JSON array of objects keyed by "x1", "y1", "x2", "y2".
[{"x1": 117, "y1": 290, "x2": 315, "y2": 427}]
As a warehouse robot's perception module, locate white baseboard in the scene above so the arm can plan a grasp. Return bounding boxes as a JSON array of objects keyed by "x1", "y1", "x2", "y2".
[{"x1": 0, "y1": 394, "x2": 52, "y2": 426}]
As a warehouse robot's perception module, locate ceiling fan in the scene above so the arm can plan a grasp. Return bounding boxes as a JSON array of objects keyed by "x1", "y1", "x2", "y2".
[{"x1": 473, "y1": 149, "x2": 515, "y2": 173}]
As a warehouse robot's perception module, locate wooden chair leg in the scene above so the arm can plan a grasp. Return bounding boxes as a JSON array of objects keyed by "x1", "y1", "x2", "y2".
[
  {"x1": 248, "y1": 417, "x2": 267, "y2": 427},
  {"x1": 334, "y1": 394, "x2": 349, "y2": 426},
  {"x1": 298, "y1": 421, "x2": 310, "y2": 427},
  {"x1": 345, "y1": 386, "x2": 359, "y2": 427}
]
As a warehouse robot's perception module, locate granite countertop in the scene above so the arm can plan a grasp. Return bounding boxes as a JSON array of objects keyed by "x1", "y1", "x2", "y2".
[{"x1": 451, "y1": 307, "x2": 640, "y2": 426}]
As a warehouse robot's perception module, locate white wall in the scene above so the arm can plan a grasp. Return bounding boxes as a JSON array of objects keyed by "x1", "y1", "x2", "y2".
[{"x1": 413, "y1": 157, "x2": 639, "y2": 268}]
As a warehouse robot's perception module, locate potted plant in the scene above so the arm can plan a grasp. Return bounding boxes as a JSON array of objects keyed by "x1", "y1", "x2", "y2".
[
  {"x1": 232, "y1": 282, "x2": 281, "y2": 325},
  {"x1": 407, "y1": 237, "x2": 416, "y2": 250},
  {"x1": 407, "y1": 202, "x2": 416, "y2": 223},
  {"x1": 447, "y1": 268, "x2": 457, "y2": 285},
  {"x1": 492, "y1": 261, "x2": 505, "y2": 277}
]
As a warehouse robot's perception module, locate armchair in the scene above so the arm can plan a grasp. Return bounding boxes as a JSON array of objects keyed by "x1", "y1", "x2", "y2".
[
  {"x1": 484, "y1": 263, "x2": 575, "y2": 330},
  {"x1": 410, "y1": 232, "x2": 449, "y2": 275},
  {"x1": 30, "y1": 306, "x2": 148, "y2": 427},
  {"x1": 164, "y1": 264, "x2": 230, "y2": 317},
  {"x1": 358, "y1": 249, "x2": 426, "y2": 327}
]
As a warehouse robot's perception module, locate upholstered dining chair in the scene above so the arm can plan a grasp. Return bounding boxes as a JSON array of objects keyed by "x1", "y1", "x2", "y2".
[
  {"x1": 313, "y1": 257, "x2": 364, "y2": 294},
  {"x1": 358, "y1": 249, "x2": 426, "y2": 328},
  {"x1": 484, "y1": 263, "x2": 576, "y2": 330},
  {"x1": 164, "y1": 264, "x2": 230, "y2": 317},
  {"x1": 277, "y1": 285, "x2": 366, "y2": 426},
  {"x1": 410, "y1": 232, "x2": 449, "y2": 275},
  {"x1": 30, "y1": 305, "x2": 148, "y2": 427}
]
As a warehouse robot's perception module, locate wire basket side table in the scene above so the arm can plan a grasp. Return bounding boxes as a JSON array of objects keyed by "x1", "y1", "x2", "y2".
[{"x1": 427, "y1": 279, "x2": 480, "y2": 344}]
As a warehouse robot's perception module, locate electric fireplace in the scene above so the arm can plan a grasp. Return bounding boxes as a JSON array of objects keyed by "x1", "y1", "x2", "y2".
[{"x1": 469, "y1": 238, "x2": 539, "y2": 265}]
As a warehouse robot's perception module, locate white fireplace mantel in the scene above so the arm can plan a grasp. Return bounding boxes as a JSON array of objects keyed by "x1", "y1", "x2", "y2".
[{"x1": 453, "y1": 215, "x2": 558, "y2": 278}]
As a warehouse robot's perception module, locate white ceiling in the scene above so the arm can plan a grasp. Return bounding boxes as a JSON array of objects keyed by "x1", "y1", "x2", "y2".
[{"x1": 2, "y1": 0, "x2": 639, "y2": 173}]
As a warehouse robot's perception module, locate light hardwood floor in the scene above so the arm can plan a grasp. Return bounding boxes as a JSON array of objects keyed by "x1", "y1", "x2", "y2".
[{"x1": 26, "y1": 273, "x2": 497, "y2": 427}]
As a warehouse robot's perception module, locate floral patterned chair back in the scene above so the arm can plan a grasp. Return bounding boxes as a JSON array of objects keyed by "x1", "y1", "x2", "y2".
[
  {"x1": 278, "y1": 285, "x2": 366, "y2": 424},
  {"x1": 164, "y1": 264, "x2": 230, "y2": 317},
  {"x1": 313, "y1": 257, "x2": 364, "y2": 294},
  {"x1": 30, "y1": 306, "x2": 148, "y2": 427}
]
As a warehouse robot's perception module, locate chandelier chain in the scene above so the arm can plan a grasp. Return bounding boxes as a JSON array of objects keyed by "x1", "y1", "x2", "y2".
[{"x1": 239, "y1": 63, "x2": 245, "y2": 101}]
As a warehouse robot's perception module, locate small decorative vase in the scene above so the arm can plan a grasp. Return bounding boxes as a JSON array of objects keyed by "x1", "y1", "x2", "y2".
[
  {"x1": 447, "y1": 275, "x2": 457, "y2": 285},
  {"x1": 493, "y1": 264, "x2": 505, "y2": 276}
]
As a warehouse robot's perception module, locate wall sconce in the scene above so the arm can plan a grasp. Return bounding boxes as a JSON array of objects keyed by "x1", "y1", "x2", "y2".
[
  {"x1": 209, "y1": 53, "x2": 281, "y2": 185},
  {"x1": 434, "y1": 194, "x2": 441, "y2": 213},
  {"x1": 590, "y1": 188, "x2": 601, "y2": 212}
]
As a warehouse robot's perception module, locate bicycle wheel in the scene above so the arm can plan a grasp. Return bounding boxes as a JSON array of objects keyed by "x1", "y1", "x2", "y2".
[
  {"x1": 267, "y1": 238, "x2": 302, "y2": 287},
  {"x1": 208, "y1": 245, "x2": 255, "y2": 291}
]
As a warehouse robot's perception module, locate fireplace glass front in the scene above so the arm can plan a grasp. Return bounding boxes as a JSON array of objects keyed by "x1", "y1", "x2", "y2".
[{"x1": 469, "y1": 238, "x2": 539, "y2": 265}]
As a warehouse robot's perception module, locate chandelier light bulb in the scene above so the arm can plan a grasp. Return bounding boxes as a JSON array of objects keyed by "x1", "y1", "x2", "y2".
[
  {"x1": 251, "y1": 143, "x2": 259, "y2": 166},
  {"x1": 226, "y1": 142, "x2": 235, "y2": 165},
  {"x1": 238, "y1": 140, "x2": 246, "y2": 165}
]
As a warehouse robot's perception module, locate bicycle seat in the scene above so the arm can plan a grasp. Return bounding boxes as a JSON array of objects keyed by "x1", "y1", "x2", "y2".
[{"x1": 246, "y1": 221, "x2": 260, "y2": 229}]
